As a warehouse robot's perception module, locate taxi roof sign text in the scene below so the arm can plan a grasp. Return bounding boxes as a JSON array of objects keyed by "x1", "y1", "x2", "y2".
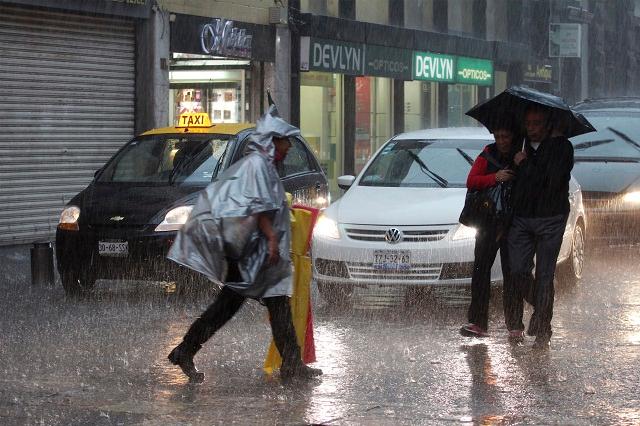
[{"x1": 177, "y1": 113, "x2": 212, "y2": 128}]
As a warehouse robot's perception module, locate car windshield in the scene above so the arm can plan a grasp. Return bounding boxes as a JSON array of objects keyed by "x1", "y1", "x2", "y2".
[
  {"x1": 97, "y1": 134, "x2": 233, "y2": 184},
  {"x1": 359, "y1": 139, "x2": 483, "y2": 188},
  {"x1": 571, "y1": 111, "x2": 640, "y2": 159}
]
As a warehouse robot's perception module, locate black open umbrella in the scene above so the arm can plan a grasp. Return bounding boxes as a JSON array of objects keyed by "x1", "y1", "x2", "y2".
[{"x1": 466, "y1": 85, "x2": 596, "y2": 137}]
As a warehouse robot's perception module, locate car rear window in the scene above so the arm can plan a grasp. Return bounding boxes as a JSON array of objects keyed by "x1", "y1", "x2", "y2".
[
  {"x1": 97, "y1": 134, "x2": 233, "y2": 184},
  {"x1": 359, "y1": 139, "x2": 484, "y2": 188}
]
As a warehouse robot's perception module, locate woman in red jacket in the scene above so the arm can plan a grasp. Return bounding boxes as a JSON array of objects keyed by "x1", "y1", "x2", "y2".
[{"x1": 460, "y1": 126, "x2": 525, "y2": 340}]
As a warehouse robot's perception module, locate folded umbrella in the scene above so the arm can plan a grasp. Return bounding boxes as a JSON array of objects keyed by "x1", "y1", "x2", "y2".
[{"x1": 466, "y1": 85, "x2": 596, "y2": 137}]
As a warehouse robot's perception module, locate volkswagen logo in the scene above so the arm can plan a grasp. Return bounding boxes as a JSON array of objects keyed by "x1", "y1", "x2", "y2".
[{"x1": 384, "y1": 228, "x2": 403, "y2": 244}]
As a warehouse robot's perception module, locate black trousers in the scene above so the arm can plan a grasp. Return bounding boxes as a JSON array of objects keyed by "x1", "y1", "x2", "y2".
[
  {"x1": 468, "y1": 227, "x2": 524, "y2": 331},
  {"x1": 507, "y1": 215, "x2": 567, "y2": 337},
  {"x1": 180, "y1": 263, "x2": 303, "y2": 367}
]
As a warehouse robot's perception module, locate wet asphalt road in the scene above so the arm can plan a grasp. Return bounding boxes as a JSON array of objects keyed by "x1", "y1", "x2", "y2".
[{"x1": 0, "y1": 242, "x2": 639, "y2": 425}]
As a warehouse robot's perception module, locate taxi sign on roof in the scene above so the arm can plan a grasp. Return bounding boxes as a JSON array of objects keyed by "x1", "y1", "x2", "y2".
[{"x1": 177, "y1": 112, "x2": 212, "y2": 128}]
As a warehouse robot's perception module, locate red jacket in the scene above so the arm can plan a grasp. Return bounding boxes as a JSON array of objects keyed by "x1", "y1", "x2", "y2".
[{"x1": 466, "y1": 146, "x2": 498, "y2": 190}]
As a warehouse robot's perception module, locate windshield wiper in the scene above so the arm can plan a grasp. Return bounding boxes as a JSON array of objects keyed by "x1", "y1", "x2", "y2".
[
  {"x1": 401, "y1": 148, "x2": 448, "y2": 188},
  {"x1": 607, "y1": 127, "x2": 640, "y2": 153},
  {"x1": 456, "y1": 148, "x2": 475, "y2": 165},
  {"x1": 573, "y1": 139, "x2": 615, "y2": 150},
  {"x1": 212, "y1": 143, "x2": 230, "y2": 181}
]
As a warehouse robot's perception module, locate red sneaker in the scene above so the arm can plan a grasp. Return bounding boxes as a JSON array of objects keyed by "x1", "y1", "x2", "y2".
[{"x1": 460, "y1": 323, "x2": 488, "y2": 338}]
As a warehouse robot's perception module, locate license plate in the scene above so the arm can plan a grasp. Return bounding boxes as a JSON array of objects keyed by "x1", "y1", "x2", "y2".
[
  {"x1": 98, "y1": 241, "x2": 128, "y2": 257},
  {"x1": 373, "y1": 250, "x2": 411, "y2": 271}
]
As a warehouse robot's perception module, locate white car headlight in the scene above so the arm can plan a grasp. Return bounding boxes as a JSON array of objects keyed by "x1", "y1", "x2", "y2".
[
  {"x1": 451, "y1": 224, "x2": 477, "y2": 241},
  {"x1": 155, "y1": 206, "x2": 193, "y2": 232},
  {"x1": 622, "y1": 190, "x2": 640, "y2": 204},
  {"x1": 313, "y1": 215, "x2": 340, "y2": 239},
  {"x1": 58, "y1": 206, "x2": 80, "y2": 231}
]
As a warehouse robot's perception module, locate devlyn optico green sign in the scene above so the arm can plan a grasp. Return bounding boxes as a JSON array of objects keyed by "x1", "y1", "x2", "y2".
[{"x1": 412, "y1": 52, "x2": 493, "y2": 86}]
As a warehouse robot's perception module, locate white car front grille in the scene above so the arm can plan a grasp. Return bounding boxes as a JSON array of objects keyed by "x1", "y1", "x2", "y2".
[
  {"x1": 344, "y1": 226, "x2": 450, "y2": 242},
  {"x1": 346, "y1": 262, "x2": 443, "y2": 281}
]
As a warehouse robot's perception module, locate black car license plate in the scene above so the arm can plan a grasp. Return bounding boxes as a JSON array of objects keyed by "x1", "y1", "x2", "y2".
[{"x1": 98, "y1": 241, "x2": 128, "y2": 257}]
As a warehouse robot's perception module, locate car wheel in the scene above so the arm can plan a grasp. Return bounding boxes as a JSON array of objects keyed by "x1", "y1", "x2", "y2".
[
  {"x1": 317, "y1": 282, "x2": 353, "y2": 307},
  {"x1": 61, "y1": 269, "x2": 96, "y2": 296},
  {"x1": 557, "y1": 222, "x2": 585, "y2": 286}
]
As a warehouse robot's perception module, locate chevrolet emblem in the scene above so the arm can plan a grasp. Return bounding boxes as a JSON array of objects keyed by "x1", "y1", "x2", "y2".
[{"x1": 110, "y1": 216, "x2": 125, "y2": 222}]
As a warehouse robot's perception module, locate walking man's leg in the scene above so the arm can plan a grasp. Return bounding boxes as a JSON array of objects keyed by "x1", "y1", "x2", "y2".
[
  {"x1": 507, "y1": 217, "x2": 536, "y2": 336},
  {"x1": 168, "y1": 263, "x2": 246, "y2": 382},
  {"x1": 529, "y1": 215, "x2": 567, "y2": 346},
  {"x1": 501, "y1": 237, "x2": 525, "y2": 337},
  {"x1": 263, "y1": 296, "x2": 322, "y2": 379}
]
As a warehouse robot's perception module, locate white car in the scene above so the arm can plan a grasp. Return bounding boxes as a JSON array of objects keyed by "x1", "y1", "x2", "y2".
[{"x1": 312, "y1": 127, "x2": 586, "y2": 307}]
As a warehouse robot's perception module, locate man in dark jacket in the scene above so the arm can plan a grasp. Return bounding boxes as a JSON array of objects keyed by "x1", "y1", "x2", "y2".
[{"x1": 509, "y1": 105, "x2": 574, "y2": 348}]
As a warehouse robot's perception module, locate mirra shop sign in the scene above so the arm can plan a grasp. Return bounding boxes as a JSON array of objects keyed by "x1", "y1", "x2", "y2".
[
  {"x1": 300, "y1": 37, "x2": 364, "y2": 75},
  {"x1": 200, "y1": 19, "x2": 252, "y2": 58}
]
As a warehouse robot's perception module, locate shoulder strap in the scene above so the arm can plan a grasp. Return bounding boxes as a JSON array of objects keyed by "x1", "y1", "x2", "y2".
[{"x1": 480, "y1": 150, "x2": 505, "y2": 169}]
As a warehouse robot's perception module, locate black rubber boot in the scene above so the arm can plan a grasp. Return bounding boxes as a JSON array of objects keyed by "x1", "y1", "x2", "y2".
[
  {"x1": 168, "y1": 341, "x2": 205, "y2": 383},
  {"x1": 264, "y1": 296, "x2": 322, "y2": 380}
]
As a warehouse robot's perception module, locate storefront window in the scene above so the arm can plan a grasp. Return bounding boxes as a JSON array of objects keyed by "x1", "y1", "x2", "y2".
[
  {"x1": 300, "y1": 72, "x2": 343, "y2": 199},
  {"x1": 404, "y1": 81, "x2": 436, "y2": 132},
  {"x1": 447, "y1": 84, "x2": 478, "y2": 127},
  {"x1": 355, "y1": 76, "x2": 392, "y2": 175},
  {"x1": 404, "y1": 0, "x2": 435, "y2": 31},
  {"x1": 169, "y1": 54, "x2": 251, "y2": 125},
  {"x1": 355, "y1": 0, "x2": 389, "y2": 24},
  {"x1": 170, "y1": 85, "x2": 243, "y2": 124},
  {"x1": 300, "y1": 0, "x2": 339, "y2": 17}
]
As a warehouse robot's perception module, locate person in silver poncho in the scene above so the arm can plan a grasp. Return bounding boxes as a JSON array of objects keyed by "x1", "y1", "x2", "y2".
[{"x1": 166, "y1": 106, "x2": 322, "y2": 382}]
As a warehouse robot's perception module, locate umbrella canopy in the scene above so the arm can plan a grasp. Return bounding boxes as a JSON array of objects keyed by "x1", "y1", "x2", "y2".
[{"x1": 466, "y1": 85, "x2": 596, "y2": 137}]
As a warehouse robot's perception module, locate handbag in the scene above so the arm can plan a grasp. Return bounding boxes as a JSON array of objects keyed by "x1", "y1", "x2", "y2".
[{"x1": 459, "y1": 151, "x2": 510, "y2": 229}]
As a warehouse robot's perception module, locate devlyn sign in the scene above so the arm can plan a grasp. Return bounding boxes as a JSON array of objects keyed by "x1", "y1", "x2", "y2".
[
  {"x1": 413, "y1": 52, "x2": 493, "y2": 86},
  {"x1": 300, "y1": 37, "x2": 492, "y2": 85}
]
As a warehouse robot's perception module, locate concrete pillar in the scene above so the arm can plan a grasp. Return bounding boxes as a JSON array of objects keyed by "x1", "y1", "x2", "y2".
[
  {"x1": 273, "y1": 25, "x2": 291, "y2": 121},
  {"x1": 135, "y1": 6, "x2": 170, "y2": 134}
]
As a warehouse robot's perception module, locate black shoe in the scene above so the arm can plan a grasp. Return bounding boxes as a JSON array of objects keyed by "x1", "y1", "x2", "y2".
[
  {"x1": 168, "y1": 344, "x2": 205, "y2": 383},
  {"x1": 281, "y1": 363, "x2": 323, "y2": 380}
]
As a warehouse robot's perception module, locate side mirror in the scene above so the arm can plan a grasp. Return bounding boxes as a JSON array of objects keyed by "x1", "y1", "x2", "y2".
[{"x1": 337, "y1": 175, "x2": 355, "y2": 190}]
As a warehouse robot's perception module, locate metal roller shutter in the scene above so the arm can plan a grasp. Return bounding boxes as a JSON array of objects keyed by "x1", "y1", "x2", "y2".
[{"x1": 0, "y1": 5, "x2": 135, "y2": 245}]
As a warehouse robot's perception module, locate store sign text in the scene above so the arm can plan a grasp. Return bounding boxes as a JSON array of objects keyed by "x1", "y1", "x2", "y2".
[
  {"x1": 300, "y1": 37, "x2": 364, "y2": 75},
  {"x1": 200, "y1": 19, "x2": 252, "y2": 58},
  {"x1": 313, "y1": 42, "x2": 362, "y2": 74},
  {"x1": 413, "y1": 52, "x2": 455, "y2": 82},
  {"x1": 365, "y1": 45, "x2": 412, "y2": 80},
  {"x1": 456, "y1": 57, "x2": 493, "y2": 86}
]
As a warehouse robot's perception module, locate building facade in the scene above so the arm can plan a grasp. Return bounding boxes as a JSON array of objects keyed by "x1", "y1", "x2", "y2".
[
  {"x1": 2, "y1": 0, "x2": 640, "y2": 245},
  {"x1": 0, "y1": 0, "x2": 154, "y2": 245}
]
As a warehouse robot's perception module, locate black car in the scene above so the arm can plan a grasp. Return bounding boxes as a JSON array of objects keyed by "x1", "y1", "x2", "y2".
[
  {"x1": 571, "y1": 97, "x2": 640, "y2": 239},
  {"x1": 56, "y1": 115, "x2": 328, "y2": 295}
]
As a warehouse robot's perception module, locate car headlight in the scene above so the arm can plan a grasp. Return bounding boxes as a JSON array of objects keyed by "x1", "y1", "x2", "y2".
[
  {"x1": 58, "y1": 206, "x2": 80, "y2": 231},
  {"x1": 313, "y1": 215, "x2": 340, "y2": 239},
  {"x1": 451, "y1": 224, "x2": 477, "y2": 241},
  {"x1": 622, "y1": 190, "x2": 640, "y2": 204},
  {"x1": 155, "y1": 206, "x2": 193, "y2": 232}
]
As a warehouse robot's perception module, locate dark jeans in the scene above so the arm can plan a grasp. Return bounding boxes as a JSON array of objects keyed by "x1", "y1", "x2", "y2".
[
  {"x1": 180, "y1": 262, "x2": 303, "y2": 367},
  {"x1": 507, "y1": 215, "x2": 568, "y2": 337},
  {"x1": 468, "y1": 227, "x2": 523, "y2": 331}
]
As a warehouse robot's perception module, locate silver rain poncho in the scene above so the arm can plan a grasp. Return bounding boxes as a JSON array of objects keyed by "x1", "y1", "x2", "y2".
[{"x1": 167, "y1": 105, "x2": 301, "y2": 299}]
